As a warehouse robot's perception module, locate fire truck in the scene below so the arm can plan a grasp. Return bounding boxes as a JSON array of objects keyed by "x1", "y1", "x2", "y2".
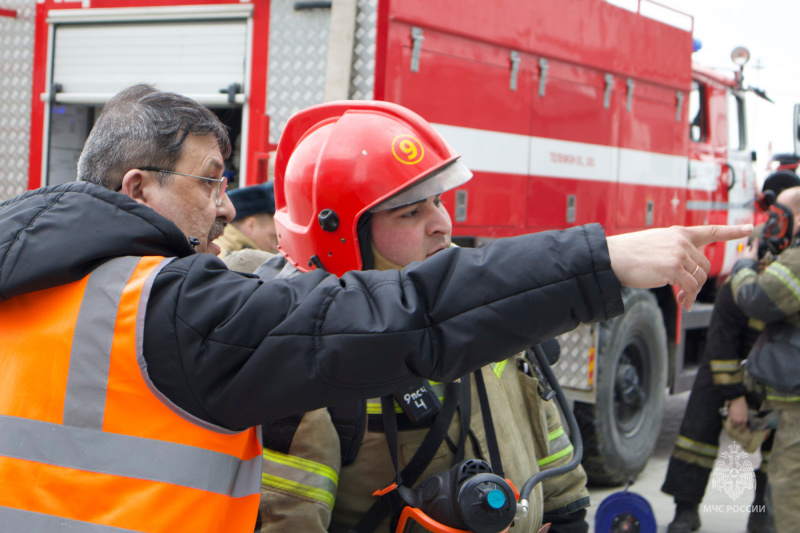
[{"x1": 16, "y1": 0, "x2": 760, "y2": 485}]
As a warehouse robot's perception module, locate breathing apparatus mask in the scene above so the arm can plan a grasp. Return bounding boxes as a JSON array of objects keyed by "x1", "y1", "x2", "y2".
[
  {"x1": 393, "y1": 459, "x2": 518, "y2": 533},
  {"x1": 755, "y1": 190, "x2": 794, "y2": 258},
  {"x1": 364, "y1": 343, "x2": 581, "y2": 533}
]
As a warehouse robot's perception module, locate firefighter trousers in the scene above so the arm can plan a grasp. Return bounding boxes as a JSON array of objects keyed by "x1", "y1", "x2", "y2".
[
  {"x1": 769, "y1": 409, "x2": 800, "y2": 533},
  {"x1": 661, "y1": 363, "x2": 772, "y2": 504}
]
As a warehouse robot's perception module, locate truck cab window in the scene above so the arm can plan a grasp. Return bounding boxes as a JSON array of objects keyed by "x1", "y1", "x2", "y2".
[
  {"x1": 728, "y1": 92, "x2": 746, "y2": 151},
  {"x1": 688, "y1": 80, "x2": 706, "y2": 142}
]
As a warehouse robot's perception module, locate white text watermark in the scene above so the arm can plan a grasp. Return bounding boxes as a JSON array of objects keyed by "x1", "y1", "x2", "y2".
[{"x1": 703, "y1": 504, "x2": 765, "y2": 513}]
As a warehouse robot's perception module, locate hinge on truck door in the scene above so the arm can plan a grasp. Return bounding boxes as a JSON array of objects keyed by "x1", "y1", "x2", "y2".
[
  {"x1": 538, "y1": 58, "x2": 549, "y2": 97},
  {"x1": 410, "y1": 27, "x2": 424, "y2": 72},
  {"x1": 626, "y1": 78, "x2": 635, "y2": 112},
  {"x1": 675, "y1": 90, "x2": 684, "y2": 122},
  {"x1": 219, "y1": 83, "x2": 242, "y2": 105},
  {"x1": 509, "y1": 51, "x2": 520, "y2": 91},
  {"x1": 49, "y1": 83, "x2": 63, "y2": 106},
  {"x1": 603, "y1": 74, "x2": 614, "y2": 109}
]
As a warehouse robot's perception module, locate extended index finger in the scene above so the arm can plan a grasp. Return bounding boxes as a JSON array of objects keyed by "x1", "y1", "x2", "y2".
[{"x1": 685, "y1": 224, "x2": 754, "y2": 247}]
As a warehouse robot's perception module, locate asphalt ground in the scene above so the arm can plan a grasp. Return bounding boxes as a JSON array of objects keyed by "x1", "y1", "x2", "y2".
[{"x1": 584, "y1": 391, "x2": 762, "y2": 533}]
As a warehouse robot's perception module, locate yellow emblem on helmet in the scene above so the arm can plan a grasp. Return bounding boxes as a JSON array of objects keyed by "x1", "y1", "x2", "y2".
[{"x1": 392, "y1": 134, "x2": 425, "y2": 165}]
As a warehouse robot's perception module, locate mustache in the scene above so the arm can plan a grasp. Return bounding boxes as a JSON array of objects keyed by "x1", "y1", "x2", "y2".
[{"x1": 208, "y1": 220, "x2": 225, "y2": 242}]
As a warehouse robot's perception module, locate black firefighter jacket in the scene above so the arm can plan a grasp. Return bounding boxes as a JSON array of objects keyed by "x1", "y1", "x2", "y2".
[{"x1": 0, "y1": 182, "x2": 623, "y2": 430}]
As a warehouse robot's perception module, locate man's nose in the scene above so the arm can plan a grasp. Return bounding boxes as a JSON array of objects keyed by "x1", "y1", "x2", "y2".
[
  {"x1": 428, "y1": 205, "x2": 452, "y2": 235},
  {"x1": 217, "y1": 193, "x2": 235, "y2": 223}
]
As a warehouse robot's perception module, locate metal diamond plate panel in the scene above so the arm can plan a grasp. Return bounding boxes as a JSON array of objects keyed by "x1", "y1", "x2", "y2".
[
  {"x1": 0, "y1": 0, "x2": 35, "y2": 201},
  {"x1": 552, "y1": 323, "x2": 598, "y2": 394},
  {"x1": 349, "y1": 0, "x2": 376, "y2": 101},
  {"x1": 267, "y1": 0, "x2": 331, "y2": 144}
]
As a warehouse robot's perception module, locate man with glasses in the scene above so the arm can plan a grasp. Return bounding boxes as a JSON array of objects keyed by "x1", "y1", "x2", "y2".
[
  {"x1": 0, "y1": 85, "x2": 751, "y2": 532},
  {"x1": 97, "y1": 92, "x2": 232, "y2": 255}
]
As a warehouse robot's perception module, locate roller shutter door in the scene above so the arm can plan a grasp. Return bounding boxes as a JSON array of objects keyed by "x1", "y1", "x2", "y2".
[{"x1": 52, "y1": 20, "x2": 247, "y2": 99}]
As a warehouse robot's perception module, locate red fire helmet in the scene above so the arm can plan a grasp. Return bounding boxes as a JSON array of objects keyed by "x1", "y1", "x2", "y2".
[{"x1": 273, "y1": 100, "x2": 472, "y2": 276}]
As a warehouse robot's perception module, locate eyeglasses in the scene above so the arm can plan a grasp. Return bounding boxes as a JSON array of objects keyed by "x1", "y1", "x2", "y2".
[{"x1": 140, "y1": 167, "x2": 228, "y2": 206}]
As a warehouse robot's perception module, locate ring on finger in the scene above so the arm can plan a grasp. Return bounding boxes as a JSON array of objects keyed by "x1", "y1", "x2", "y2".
[{"x1": 691, "y1": 264, "x2": 700, "y2": 276}]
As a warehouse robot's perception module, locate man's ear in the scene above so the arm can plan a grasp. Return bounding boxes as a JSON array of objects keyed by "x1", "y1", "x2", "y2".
[
  {"x1": 238, "y1": 216, "x2": 256, "y2": 237},
  {"x1": 119, "y1": 169, "x2": 153, "y2": 206}
]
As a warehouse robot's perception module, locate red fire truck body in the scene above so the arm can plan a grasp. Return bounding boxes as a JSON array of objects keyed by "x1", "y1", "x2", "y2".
[{"x1": 26, "y1": 0, "x2": 758, "y2": 483}]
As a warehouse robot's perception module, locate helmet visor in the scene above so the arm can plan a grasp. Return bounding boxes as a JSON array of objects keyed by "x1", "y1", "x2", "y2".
[{"x1": 369, "y1": 159, "x2": 473, "y2": 213}]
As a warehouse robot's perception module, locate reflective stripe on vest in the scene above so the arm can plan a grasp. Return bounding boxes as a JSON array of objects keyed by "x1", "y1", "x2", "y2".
[
  {"x1": 262, "y1": 448, "x2": 339, "y2": 508},
  {"x1": 0, "y1": 256, "x2": 262, "y2": 532},
  {"x1": 0, "y1": 506, "x2": 139, "y2": 532}
]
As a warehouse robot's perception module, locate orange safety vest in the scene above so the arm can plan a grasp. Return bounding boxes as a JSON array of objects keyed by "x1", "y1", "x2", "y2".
[{"x1": 0, "y1": 256, "x2": 263, "y2": 532}]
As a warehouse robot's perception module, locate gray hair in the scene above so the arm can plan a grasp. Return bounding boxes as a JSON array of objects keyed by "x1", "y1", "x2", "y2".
[{"x1": 77, "y1": 84, "x2": 231, "y2": 189}]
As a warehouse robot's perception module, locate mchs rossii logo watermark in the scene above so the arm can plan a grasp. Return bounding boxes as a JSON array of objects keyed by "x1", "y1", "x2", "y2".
[{"x1": 705, "y1": 443, "x2": 765, "y2": 513}]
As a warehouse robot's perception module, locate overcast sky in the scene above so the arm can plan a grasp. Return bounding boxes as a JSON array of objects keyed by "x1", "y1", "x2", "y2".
[{"x1": 612, "y1": 0, "x2": 800, "y2": 179}]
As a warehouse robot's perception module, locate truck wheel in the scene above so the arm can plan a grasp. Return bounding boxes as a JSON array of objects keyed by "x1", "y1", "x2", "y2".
[{"x1": 574, "y1": 289, "x2": 667, "y2": 486}]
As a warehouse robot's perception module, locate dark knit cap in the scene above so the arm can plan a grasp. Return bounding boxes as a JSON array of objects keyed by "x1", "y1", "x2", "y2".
[
  {"x1": 763, "y1": 170, "x2": 800, "y2": 197},
  {"x1": 229, "y1": 183, "x2": 275, "y2": 221}
]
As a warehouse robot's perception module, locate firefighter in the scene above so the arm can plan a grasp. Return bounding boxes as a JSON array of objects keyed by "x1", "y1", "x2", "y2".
[
  {"x1": 731, "y1": 186, "x2": 800, "y2": 533},
  {"x1": 247, "y1": 100, "x2": 591, "y2": 533},
  {"x1": 660, "y1": 277, "x2": 773, "y2": 533},
  {"x1": 658, "y1": 171, "x2": 800, "y2": 533},
  {"x1": 0, "y1": 85, "x2": 748, "y2": 532},
  {"x1": 215, "y1": 182, "x2": 279, "y2": 256}
]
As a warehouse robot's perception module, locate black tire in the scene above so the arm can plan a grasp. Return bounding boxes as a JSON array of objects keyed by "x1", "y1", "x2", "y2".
[{"x1": 575, "y1": 289, "x2": 667, "y2": 486}]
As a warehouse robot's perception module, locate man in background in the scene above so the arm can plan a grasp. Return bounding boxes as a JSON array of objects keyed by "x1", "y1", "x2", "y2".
[
  {"x1": 659, "y1": 175, "x2": 800, "y2": 533},
  {"x1": 732, "y1": 186, "x2": 800, "y2": 532},
  {"x1": 216, "y1": 183, "x2": 278, "y2": 255}
]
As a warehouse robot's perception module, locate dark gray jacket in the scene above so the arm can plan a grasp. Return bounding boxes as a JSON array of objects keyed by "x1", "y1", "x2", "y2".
[
  {"x1": 0, "y1": 182, "x2": 623, "y2": 430},
  {"x1": 732, "y1": 247, "x2": 800, "y2": 397}
]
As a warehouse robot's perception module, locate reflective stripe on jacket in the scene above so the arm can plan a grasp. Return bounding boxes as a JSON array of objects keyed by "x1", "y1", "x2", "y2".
[
  {"x1": 0, "y1": 256, "x2": 263, "y2": 532},
  {"x1": 539, "y1": 425, "x2": 574, "y2": 468},
  {"x1": 766, "y1": 386, "x2": 800, "y2": 408},
  {"x1": 258, "y1": 408, "x2": 341, "y2": 532},
  {"x1": 262, "y1": 448, "x2": 339, "y2": 508}
]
